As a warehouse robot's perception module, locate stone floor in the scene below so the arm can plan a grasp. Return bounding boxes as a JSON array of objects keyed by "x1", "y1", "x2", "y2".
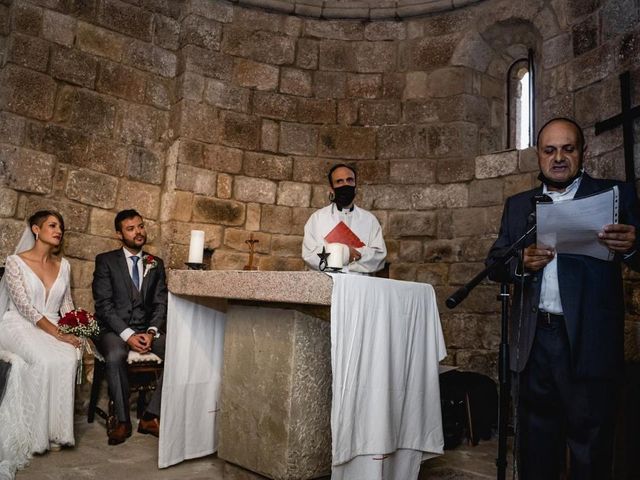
[{"x1": 16, "y1": 416, "x2": 504, "y2": 480}]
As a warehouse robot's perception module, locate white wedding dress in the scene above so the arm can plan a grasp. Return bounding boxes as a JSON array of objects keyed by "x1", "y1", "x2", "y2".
[{"x1": 0, "y1": 255, "x2": 77, "y2": 479}]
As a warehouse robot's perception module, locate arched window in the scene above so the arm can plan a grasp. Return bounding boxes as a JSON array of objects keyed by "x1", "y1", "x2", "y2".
[{"x1": 506, "y1": 50, "x2": 535, "y2": 149}]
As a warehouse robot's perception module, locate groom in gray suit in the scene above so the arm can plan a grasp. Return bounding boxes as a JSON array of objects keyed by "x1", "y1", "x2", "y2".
[{"x1": 92, "y1": 209, "x2": 168, "y2": 445}]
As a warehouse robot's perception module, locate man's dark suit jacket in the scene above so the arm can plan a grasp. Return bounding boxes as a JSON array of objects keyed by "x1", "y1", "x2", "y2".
[
  {"x1": 92, "y1": 249, "x2": 167, "y2": 336},
  {"x1": 487, "y1": 174, "x2": 640, "y2": 379}
]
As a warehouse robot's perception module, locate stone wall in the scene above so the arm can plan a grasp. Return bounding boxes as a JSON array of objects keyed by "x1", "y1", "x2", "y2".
[{"x1": 1, "y1": 0, "x2": 639, "y2": 377}]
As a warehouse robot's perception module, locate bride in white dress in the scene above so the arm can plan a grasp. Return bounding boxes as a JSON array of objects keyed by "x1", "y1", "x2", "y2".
[{"x1": 0, "y1": 211, "x2": 82, "y2": 479}]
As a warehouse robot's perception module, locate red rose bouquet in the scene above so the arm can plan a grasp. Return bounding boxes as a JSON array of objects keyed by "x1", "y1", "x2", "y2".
[
  {"x1": 58, "y1": 309, "x2": 99, "y2": 384},
  {"x1": 58, "y1": 308, "x2": 99, "y2": 338}
]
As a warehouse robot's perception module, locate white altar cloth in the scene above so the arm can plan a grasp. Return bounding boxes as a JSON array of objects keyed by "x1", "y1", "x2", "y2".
[
  {"x1": 329, "y1": 274, "x2": 446, "y2": 480},
  {"x1": 158, "y1": 294, "x2": 226, "y2": 468}
]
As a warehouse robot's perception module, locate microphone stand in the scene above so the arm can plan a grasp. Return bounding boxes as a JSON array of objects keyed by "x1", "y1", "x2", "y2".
[{"x1": 446, "y1": 223, "x2": 535, "y2": 480}]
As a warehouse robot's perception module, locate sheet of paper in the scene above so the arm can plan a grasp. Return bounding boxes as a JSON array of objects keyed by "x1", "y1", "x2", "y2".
[{"x1": 536, "y1": 186, "x2": 619, "y2": 261}]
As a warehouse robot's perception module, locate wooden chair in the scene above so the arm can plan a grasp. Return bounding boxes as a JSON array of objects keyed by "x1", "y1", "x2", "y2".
[{"x1": 87, "y1": 350, "x2": 163, "y2": 424}]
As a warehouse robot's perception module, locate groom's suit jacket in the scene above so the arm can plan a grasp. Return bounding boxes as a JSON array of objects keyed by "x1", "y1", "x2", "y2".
[
  {"x1": 92, "y1": 249, "x2": 167, "y2": 336},
  {"x1": 487, "y1": 174, "x2": 640, "y2": 379}
]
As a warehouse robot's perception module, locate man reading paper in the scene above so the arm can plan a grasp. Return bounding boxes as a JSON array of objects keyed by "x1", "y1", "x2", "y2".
[{"x1": 302, "y1": 164, "x2": 387, "y2": 274}]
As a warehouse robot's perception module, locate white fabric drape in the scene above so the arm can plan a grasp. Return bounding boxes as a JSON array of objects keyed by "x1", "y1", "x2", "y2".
[
  {"x1": 158, "y1": 293, "x2": 226, "y2": 468},
  {"x1": 329, "y1": 274, "x2": 446, "y2": 480}
]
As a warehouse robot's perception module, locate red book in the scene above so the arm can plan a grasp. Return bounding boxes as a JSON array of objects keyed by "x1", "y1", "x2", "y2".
[{"x1": 324, "y1": 221, "x2": 365, "y2": 248}]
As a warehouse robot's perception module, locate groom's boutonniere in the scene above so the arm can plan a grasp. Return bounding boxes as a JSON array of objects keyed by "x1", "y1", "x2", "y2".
[{"x1": 143, "y1": 254, "x2": 158, "y2": 278}]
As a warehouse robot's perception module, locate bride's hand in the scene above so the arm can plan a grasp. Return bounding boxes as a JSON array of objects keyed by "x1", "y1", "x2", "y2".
[{"x1": 58, "y1": 332, "x2": 82, "y2": 348}]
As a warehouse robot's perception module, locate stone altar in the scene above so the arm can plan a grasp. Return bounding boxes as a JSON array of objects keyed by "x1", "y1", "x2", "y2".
[{"x1": 168, "y1": 270, "x2": 335, "y2": 480}]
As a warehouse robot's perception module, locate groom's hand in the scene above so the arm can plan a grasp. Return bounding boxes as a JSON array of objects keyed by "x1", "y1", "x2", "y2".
[{"x1": 127, "y1": 333, "x2": 150, "y2": 353}]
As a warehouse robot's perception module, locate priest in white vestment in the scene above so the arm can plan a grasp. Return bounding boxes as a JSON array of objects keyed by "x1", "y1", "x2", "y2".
[{"x1": 302, "y1": 164, "x2": 387, "y2": 274}]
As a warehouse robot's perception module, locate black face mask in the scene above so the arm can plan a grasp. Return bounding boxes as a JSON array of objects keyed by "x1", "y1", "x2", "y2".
[
  {"x1": 333, "y1": 185, "x2": 356, "y2": 209},
  {"x1": 537, "y1": 169, "x2": 583, "y2": 190}
]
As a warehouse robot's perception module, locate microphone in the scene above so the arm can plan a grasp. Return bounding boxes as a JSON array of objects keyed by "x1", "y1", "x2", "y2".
[{"x1": 528, "y1": 194, "x2": 553, "y2": 226}]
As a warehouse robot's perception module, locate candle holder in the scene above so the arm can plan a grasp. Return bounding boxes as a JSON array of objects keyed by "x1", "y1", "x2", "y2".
[{"x1": 185, "y1": 262, "x2": 206, "y2": 270}]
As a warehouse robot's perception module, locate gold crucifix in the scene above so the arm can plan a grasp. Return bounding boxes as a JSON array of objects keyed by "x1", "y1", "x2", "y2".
[{"x1": 243, "y1": 233, "x2": 259, "y2": 270}]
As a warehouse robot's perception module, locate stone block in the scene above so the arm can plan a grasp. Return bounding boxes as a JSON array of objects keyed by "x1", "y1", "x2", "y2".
[
  {"x1": 40, "y1": 124, "x2": 89, "y2": 168},
  {"x1": 64, "y1": 232, "x2": 120, "y2": 261},
  {"x1": 253, "y1": 92, "x2": 297, "y2": 121},
  {"x1": 223, "y1": 26, "x2": 295, "y2": 65},
  {"x1": 180, "y1": 14, "x2": 222, "y2": 51},
  {"x1": 355, "y1": 159, "x2": 389, "y2": 185},
  {"x1": 12, "y1": 2, "x2": 42, "y2": 36},
  {"x1": 66, "y1": 168, "x2": 118, "y2": 208},
  {"x1": 347, "y1": 73, "x2": 381, "y2": 99},
  {"x1": 575, "y1": 75, "x2": 620, "y2": 127},
  {"x1": 305, "y1": 18, "x2": 363, "y2": 40},
  {"x1": 124, "y1": 40, "x2": 177, "y2": 78},
  {"x1": 87, "y1": 137, "x2": 128, "y2": 176},
  {"x1": 192, "y1": 196, "x2": 245, "y2": 226},
  {"x1": 0, "y1": 187, "x2": 18, "y2": 217},
  {"x1": 97, "y1": 0, "x2": 152, "y2": 42},
  {"x1": 423, "y1": 239, "x2": 463, "y2": 263},
  {"x1": 475, "y1": 150, "x2": 518, "y2": 179},
  {"x1": 277, "y1": 181, "x2": 311, "y2": 208},
  {"x1": 389, "y1": 158, "x2": 436, "y2": 184},
  {"x1": 260, "y1": 205, "x2": 295, "y2": 234},
  {"x1": 210, "y1": 250, "x2": 249, "y2": 270},
  {"x1": 217, "y1": 173, "x2": 232, "y2": 199},
  {"x1": 244, "y1": 152, "x2": 292, "y2": 180},
  {"x1": 318, "y1": 41, "x2": 353, "y2": 71},
  {"x1": 313, "y1": 71, "x2": 346, "y2": 99},
  {"x1": 173, "y1": 163, "x2": 216, "y2": 195},
  {"x1": 504, "y1": 173, "x2": 537, "y2": 198},
  {"x1": 234, "y1": 58, "x2": 278, "y2": 91},
  {"x1": 258, "y1": 255, "x2": 305, "y2": 271},
  {"x1": 231, "y1": 6, "x2": 299, "y2": 35},
  {"x1": 146, "y1": 75, "x2": 173, "y2": 110},
  {"x1": 295, "y1": 38, "x2": 318, "y2": 69},
  {"x1": 271, "y1": 234, "x2": 303, "y2": 257},
  {"x1": 224, "y1": 228, "x2": 271, "y2": 254},
  {"x1": 159, "y1": 190, "x2": 194, "y2": 222},
  {"x1": 377, "y1": 125, "x2": 426, "y2": 159},
  {"x1": 204, "y1": 144, "x2": 243, "y2": 174},
  {"x1": 42, "y1": 10, "x2": 77, "y2": 47},
  {"x1": 127, "y1": 146, "x2": 163, "y2": 185},
  {"x1": 153, "y1": 14, "x2": 180, "y2": 50},
  {"x1": 204, "y1": 79, "x2": 250, "y2": 112},
  {"x1": 96, "y1": 60, "x2": 146, "y2": 103},
  {"x1": 280, "y1": 67, "x2": 313, "y2": 97},
  {"x1": 279, "y1": 123, "x2": 318, "y2": 156},
  {"x1": 388, "y1": 211, "x2": 437, "y2": 237},
  {"x1": 292, "y1": 156, "x2": 333, "y2": 183},
  {"x1": 176, "y1": 71, "x2": 205, "y2": 102},
  {"x1": 518, "y1": 147, "x2": 539, "y2": 173},
  {"x1": 460, "y1": 236, "x2": 497, "y2": 262},
  {"x1": 89, "y1": 207, "x2": 118, "y2": 238},
  {"x1": 220, "y1": 111, "x2": 261, "y2": 150},
  {"x1": 468, "y1": 178, "x2": 504, "y2": 207},
  {"x1": 296, "y1": 98, "x2": 336, "y2": 125},
  {"x1": 426, "y1": 123, "x2": 478, "y2": 157},
  {"x1": 0, "y1": 218, "x2": 28, "y2": 259},
  {"x1": 360, "y1": 185, "x2": 413, "y2": 210},
  {"x1": 51, "y1": 45, "x2": 97, "y2": 88},
  {"x1": 337, "y1": 100, "x2": 358, "y2": 126},
  {"x1": 389, "y1": 263, "x2": 417, "y2": 281},
  {"x1": 67, "y1": 257, "x2": 97, "y2": 289},
  {"x1": 399, "y1": 239, "x2": 422, "y2": 262},
  {"x1": 0, "y1": 64, "x2": 56, "y2": 121},
  {"x1": 412, "y1": 184, "x2": 469, "y2": 209},
  {"x1": 306, "y1": 182, "x2": 326, "y2": 207},
  {"x1": 451, "y1": 207, "x2": 502, "y2": 238},
  {"x1": 383, "y1": 72, "x2": 405, "y2": 99},
  {"x1": 0, "y1": 112, "x2": 25, "y2": 146},
  {"x1": 400, "y1": 35, "x2": 456, "y2": 71},
  {"x1": 318, "y1": 126, "x2": 376, "y2": 159},
  {"x1": 568, "y1": 45, "x2": 614, "y2": 92},
  {"x1": 55, "y1": 87, "x2": 117, "y2": 137},
  {"x1": 246, "y1": 202, "x2": 261, "y2": 231},
  {"x1": 0, "y1": 144, "x2": 55, "y2": 194},
  {"x1": 7, "y1": 32, "x2": 49, "y2": 73},
  {"x1": 355, "y1": 41, "x2": 397, "y2": 73},
  {"x1": 116, "y1": 180, "x2": 161, "y2": 220},
  {"x1": 291, "y1": 207, "x2": 315, "y2": 235},
  {"x1": 415, "y1": 263, "x2": 448, "y2": 286},
  {"x1": 234, "y1": 176, "x2": 277, "y2": 204},
  {"x1": 571, "y1": 17, "x2": 597, "y2": 57},
  {"x1": 602, "y1": 0, "x2": 639, "y2": 40},
  {"x1": 450, "y1": 31, "x2": 492, "y2": 72},
  {"x1": 261, "y1": 119, "x2": 279, "y2": 153},
  {"x1": 165, "y1": 221, "x2": 223, "y2": 248},
  {"x1": 119, "y1": 103, "x2": 168, "y2": 145},
  {"x1": 365, "y1": 21, "x2": 406, "y2": 41},
  {"x1": 76, "y1": 21, "x2": 127, "y2": 62},
  {"x1": 358, "y1": 100, "x2": 401, "y2": 126},
  {"x1": 425, "y1": 67, "x2": 473, "y2": 98},
  {"x1": 172, "y1": 100, "x2": 219, "y2": 143},
  {"x1": 180, "y1": 45, "x2": 233, "y2": 80},
  {"x1": 184, "y1": 0, "x2": 234, "y2": 22}
]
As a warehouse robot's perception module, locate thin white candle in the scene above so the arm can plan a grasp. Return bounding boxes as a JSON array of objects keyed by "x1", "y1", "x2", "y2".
[{"x1": 188, "y1": 230, "x2": 205, "y2": 263}]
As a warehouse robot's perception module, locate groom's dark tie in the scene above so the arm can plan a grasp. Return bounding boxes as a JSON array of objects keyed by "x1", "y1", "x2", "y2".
[{"x1": 131, "y1": 256, "x2": 140, "y2": 290}]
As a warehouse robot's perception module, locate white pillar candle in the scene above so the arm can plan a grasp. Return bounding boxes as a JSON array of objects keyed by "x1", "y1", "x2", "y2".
[
  {"x1": 188, "y1": 230, "x2": 205, "y2": 263},
  {"x1": 326, "y1": 243, "x2": 346, "y2": 269}
]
